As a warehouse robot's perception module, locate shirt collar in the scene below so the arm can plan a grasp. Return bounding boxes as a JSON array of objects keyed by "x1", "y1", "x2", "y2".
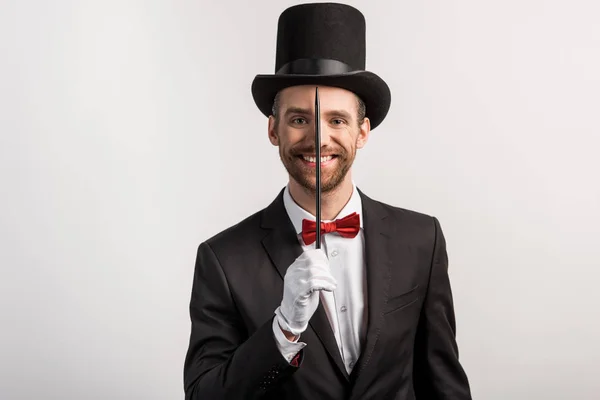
[{"x1": 283, "y1": 182, "x2": 363, "y2": 235}]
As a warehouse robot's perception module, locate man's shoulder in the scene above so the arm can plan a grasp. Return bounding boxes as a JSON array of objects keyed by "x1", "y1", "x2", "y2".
[
  {"x1": 359, "y1": 190, "x2": 442, "y2": 244},
  {"x1": 199, "y1": 190, "x2": 286, "y2": 253},
  {"x1": 202, "y1": 208, "x2": 266, "y2": 250},
  {"x1": 360, "y1": 190, "x2": 436, "y2": 224}
]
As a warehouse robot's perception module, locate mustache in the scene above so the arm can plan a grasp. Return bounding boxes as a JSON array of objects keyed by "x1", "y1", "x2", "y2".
[{"x1": 290, "y1": 146, "x2": 346, "y2": 156}]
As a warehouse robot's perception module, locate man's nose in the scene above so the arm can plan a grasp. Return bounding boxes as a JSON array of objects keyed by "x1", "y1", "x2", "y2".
[{"x1": 317, "y1": 122, "x2": 332, "y2": 146}]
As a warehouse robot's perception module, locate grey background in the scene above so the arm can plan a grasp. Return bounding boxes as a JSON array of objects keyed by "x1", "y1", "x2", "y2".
[{"x1": 1, "y1": 0, "x2": 599, "y2": 399}]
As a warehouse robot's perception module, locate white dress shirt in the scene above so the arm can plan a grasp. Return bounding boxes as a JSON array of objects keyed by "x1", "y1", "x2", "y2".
[{"x1": 272, "y1": 183, "x2": 368, "y2": 375}]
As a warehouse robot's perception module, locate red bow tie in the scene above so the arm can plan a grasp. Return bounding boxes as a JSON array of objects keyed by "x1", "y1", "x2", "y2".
[{"x1": 301, "y1": 212, "x2": 361, "y2": 245}]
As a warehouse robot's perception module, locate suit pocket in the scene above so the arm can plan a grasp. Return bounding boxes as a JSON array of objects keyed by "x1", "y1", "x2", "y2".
[{"x1": 383, "y1": 285, "x2": 420, "y2": 315}]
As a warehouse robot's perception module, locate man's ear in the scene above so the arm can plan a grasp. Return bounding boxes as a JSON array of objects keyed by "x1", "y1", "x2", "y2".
[
  {"x1": 356, "y1": 117, "x2": 371, "y2": 149},
  {"x1": 268, "y1": 115, "x2": 279, "y2": 146}
]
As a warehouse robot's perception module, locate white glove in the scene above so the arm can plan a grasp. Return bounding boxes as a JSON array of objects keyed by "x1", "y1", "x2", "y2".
[{"x1": 274, "y1": 248, "x2": 337, "y2": 336}]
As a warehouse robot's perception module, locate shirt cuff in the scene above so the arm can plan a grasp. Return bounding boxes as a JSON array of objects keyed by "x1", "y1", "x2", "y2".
[{"x1": 272, "y1": 316, "x2": 307, "y2": 363}]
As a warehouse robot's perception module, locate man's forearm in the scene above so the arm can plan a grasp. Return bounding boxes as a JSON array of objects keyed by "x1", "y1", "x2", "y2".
[
  {"x1": 271, "y1": 315, "x2": 306, "y2": 363},
  {"x1": 184, "y1": 242, "x2": 303, "y2": 399},
  {"x1": 413, "y1": 217, "x2": 472, "y2": 399},
  {"x1": 185, "y1": 316, "x2": 301, "y2": 399}
]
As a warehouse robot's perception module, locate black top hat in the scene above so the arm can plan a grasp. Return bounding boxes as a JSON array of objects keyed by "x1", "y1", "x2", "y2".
[{"x1": 251, "y1": 2, "x2": 391, "y2": 130}]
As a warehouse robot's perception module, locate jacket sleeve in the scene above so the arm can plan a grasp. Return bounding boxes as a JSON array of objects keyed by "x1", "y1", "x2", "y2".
[
  {"x1": 183, "y1": 241, "x2": 303, "y2": 399},
  {"x1": 413, "y1": 217, "x2": 472, "y2": 399}
]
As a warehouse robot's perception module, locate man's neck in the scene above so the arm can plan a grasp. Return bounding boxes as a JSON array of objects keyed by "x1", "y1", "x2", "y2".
[{"x1": 288, "y1": 176, "x2": 354, "y2": 220}]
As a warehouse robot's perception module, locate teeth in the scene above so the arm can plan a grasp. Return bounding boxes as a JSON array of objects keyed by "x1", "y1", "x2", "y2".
[{"x1": 303, "y1": 155, "x2": 333, "y2": 163}]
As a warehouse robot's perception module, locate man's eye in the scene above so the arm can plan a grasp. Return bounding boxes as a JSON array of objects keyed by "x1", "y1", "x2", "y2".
[
  {"x1": 331, "y1": 118, "x2": 345, "y2": 125},
  {"x1": 292, "y1": 117, "x2": 307, "y2": 124}
]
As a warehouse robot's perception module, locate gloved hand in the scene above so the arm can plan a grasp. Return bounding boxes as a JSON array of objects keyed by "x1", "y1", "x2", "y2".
[{"x1": 274, "y1": 248, "x2": 337, "y2": 337}]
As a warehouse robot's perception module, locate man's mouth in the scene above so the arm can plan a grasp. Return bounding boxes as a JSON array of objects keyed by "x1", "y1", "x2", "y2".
[{"x1": 297, "y1": 154, "x2": 338, "y2": 166}]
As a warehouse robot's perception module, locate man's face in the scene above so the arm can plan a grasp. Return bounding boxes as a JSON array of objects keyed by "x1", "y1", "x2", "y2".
[{"x1": 268, "y1": 85, "x2": 370, "y2": 193}]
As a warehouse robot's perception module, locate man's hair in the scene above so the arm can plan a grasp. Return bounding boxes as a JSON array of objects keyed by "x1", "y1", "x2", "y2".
[{"x1": 271, "y1": 90, "x2": 366, "y2": 126}]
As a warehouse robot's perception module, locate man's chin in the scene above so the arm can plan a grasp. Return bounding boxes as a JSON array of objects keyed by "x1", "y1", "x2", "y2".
[
  {"x1": 293, "y1": 175, "x2": 344, "y2": 194},
  {"x1": 284, "y1": 161, "x2": 351, "y2": 193}
]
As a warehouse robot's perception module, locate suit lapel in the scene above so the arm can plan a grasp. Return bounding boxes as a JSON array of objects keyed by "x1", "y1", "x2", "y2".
[
  {"x1": 260, "y1": 189, "x2": 350, "y2": 381},
  {"x1": 350, "y1": 189, "x2": 394, "y2": 385},
  {"x1": 260, "y1": 190, "x2": 303, "y2": 280}
]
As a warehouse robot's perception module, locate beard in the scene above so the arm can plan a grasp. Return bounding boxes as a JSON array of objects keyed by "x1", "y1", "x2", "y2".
[{"x1": 279, "y1": 141, "x2": 356, "y2": 194}]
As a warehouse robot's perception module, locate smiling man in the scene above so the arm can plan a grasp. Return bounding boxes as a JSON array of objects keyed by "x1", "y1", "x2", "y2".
[
  {"x1": 269, "y1": 85, "x2": 368, "y2": 217},
  {"x1": 183, "y1": 3, "x2": 472, "y2": 400}
]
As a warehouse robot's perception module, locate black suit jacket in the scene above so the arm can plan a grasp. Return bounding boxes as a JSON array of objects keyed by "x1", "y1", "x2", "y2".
[{"x1": 183, "y1": 188, "x2": 472, "y2": 399}]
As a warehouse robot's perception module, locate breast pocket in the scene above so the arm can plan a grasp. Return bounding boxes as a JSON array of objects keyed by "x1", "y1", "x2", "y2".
[{"x1": 383, "y1": 285, "x2": 420, "y2": 315}]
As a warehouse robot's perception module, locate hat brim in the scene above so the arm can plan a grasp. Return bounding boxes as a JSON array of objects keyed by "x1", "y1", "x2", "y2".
[{"x1": 251, "y1": 71, "x2": 391, "y2": 130}]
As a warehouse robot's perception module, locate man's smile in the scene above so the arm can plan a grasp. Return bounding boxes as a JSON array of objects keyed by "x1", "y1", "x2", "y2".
[{"x1": 296, "y1": 154, "x2": 338, "y2": 167}]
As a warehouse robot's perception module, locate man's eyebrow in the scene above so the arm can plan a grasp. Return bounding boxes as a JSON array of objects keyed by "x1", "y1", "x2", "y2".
[
  {"x1": 283, "y1": 107, "x2": 354, "y2": 120},
  {"x1": 284, "y1": 107, "x2": 312, "y2": 116},
  {"x1": 324, "y1": 109, "x2": 353, "y2": 120}
]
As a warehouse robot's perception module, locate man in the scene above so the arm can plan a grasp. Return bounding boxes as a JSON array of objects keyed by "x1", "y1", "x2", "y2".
[{"x1": 183, "y1": 3, "x2": 472, "y2": 399}]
